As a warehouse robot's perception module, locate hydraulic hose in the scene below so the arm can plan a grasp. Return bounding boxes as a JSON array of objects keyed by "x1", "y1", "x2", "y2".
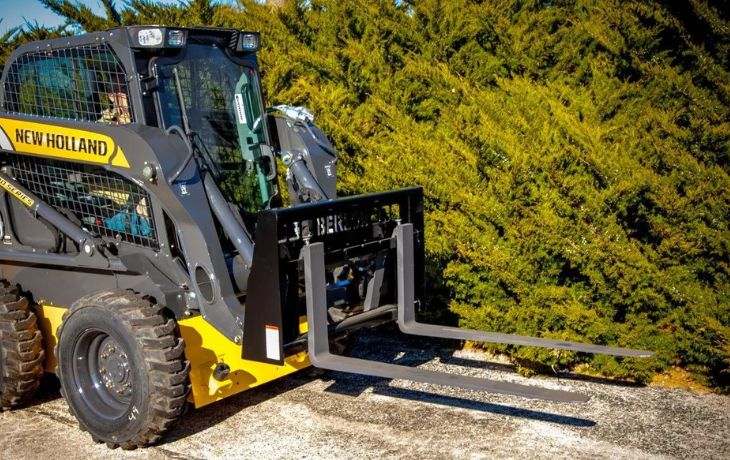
[{"x1": 165, "y1": 125, "x2": 194, "y2": 183}]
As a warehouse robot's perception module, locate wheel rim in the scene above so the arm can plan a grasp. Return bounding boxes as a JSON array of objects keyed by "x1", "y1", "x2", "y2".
[{"x1": 71, "y1": 329, "x2": 133, "y2": 421}]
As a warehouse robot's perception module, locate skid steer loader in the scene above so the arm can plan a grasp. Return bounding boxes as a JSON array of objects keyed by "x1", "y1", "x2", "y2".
[{"x1": 0, "y1": 26, "x2": 651, "y2": 448}]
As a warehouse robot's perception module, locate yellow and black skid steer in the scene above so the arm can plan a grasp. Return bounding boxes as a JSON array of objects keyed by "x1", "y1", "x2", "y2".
[{"x1": 0, "y1": 26, "x2": 651, "y2": 448}]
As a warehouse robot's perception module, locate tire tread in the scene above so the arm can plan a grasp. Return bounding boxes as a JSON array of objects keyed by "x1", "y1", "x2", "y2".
[
  {"x1": 56, "y1": 289, "x2": 190, "y2": 448},
  {"x1": 0, "y1": 280, "x2": 44, "y2": 410}
]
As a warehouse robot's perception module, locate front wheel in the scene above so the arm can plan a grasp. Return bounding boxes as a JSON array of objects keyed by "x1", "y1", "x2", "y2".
[{"x1": 56, "y1": 290, "x2": 190, "y2": 449}]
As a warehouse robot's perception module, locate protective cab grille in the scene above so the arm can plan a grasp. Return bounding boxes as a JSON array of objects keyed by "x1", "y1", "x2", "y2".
[
  {"x1": 3, "y1": 154, "x2": 158, "y2": 249},
  {"x1": 2, "y1": 44, "x2": 132, "y2": 124}
]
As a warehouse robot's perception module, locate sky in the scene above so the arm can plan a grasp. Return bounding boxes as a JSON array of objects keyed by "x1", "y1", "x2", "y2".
[{"x1": 0, "y1": 0, "x2": 198, "y2": 35}]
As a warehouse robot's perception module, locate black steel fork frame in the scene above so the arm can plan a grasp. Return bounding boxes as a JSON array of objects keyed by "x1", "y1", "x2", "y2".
[
  {"x1": 242, "y1": 187, "x2": 425, "y2": 365},
  {"x1": 242, "y1": 185, "x2": 650, "y2": 401}
]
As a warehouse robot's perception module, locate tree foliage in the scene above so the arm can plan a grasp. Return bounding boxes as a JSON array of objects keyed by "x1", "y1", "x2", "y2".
[{"x1": 2, "y1": 0, "x2": 728, "y2": 389}]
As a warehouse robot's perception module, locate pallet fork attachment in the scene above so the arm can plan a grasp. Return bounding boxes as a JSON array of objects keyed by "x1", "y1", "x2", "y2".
[
  {"x1": 303, "y1": 223, "x2": 652, "y2": 402},
  {"x1": 303, "y1": 243, "x2": 589, "y2": 402}
]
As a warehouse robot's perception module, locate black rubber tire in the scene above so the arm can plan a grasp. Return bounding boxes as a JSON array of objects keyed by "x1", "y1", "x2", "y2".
[
  {"x1": 55, "y1": 290, "x2": 190, "y2": 449},
  {"x1": 0, "y1": 280, "x2": 44, "y2": 410}
]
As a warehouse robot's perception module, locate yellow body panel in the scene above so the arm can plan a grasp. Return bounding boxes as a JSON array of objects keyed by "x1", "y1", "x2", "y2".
[
  {"x1": 178, "y1": 315, "x2": 311, "y2": 408},
  {"x1": 0, "y1": 117, "x2": 130, "y2": 168},
  {"x1": 299, "y1": 315, "x2": 309, "y2": 334},
  {"x1": 33, "y1": 303, "x2": 65, "y2": 373},
  {"x1": 30, "y1": 304, "x2": 311, "y2": 408}
]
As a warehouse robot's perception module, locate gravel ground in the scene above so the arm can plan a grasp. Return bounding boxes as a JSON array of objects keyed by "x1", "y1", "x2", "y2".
[{"x1": 1, "y1": 330, "x2": 728, "y2": 459}]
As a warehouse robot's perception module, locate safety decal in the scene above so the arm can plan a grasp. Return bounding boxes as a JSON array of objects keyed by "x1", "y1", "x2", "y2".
[
  {"x1": 0, "y1": 176, "x2": 34, "y2": 207},
  {"x1": 265, "y1": 325, "x2": 281, "y2": 361},
  {"x1": 234, "y1": 94, "x2": 247, "y2": 125}
]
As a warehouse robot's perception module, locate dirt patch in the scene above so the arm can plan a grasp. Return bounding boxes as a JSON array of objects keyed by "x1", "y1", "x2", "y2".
[{"x1": 650, "y1": 367, "x2": 714, "y2": 393}]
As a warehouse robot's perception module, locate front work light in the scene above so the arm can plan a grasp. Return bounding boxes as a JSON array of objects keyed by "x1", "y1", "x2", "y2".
[
  {"x1": 137, "y1": 28, "x2": 163, "y2": 47},
  {"x1": 240, "y1": 32, "x2": 260, "y2": 52},
  {"x1": 167, "y1": 29, "x2": 186, "y2": 47}
]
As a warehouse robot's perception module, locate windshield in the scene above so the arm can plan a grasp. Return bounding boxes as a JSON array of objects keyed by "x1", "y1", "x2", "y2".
[{"x1": 155, "y1": 44, "x2": 275, "y2": 213}]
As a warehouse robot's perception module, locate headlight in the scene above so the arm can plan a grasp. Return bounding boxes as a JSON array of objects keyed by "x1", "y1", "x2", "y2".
[
  {"x1": 137, "y1": 28, "x2": 163, "y2": 47},
  {"x1": 167, "y1": 29, "x2": 186, "y2": 47},
  {"x1": 239, "y1": 32, "x2": 260, "y2": 52}
]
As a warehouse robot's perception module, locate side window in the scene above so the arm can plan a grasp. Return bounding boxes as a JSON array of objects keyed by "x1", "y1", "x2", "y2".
[{"x1": 3, "y1": 45, "x2": 132, "y2": 124}]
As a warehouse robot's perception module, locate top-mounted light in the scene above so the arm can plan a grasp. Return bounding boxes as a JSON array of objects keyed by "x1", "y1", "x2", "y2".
[
  {"x1": 240, "y1": 32, "x2": 260, "y2": 52},
  {"x1": 167, "y1": 29, "x2": 186, "y2": 47},
  {"x1": 137, "y1": 28, "x2": 163, "y2": 47}
]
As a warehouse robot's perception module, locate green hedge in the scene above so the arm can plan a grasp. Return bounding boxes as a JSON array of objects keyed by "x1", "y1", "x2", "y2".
[{"x1": 234, "y1": 0, "x2": 729, "y2": 389}]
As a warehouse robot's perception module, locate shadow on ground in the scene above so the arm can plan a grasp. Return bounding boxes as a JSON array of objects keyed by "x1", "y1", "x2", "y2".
[
  {"x1": 164, "y1": 370, "x2": 318, "y2": 443},
  {"x1": 321, "y1": 329, "x2": 597, "y2": 427},
  {"x1": 29, "y1": 327, "x2": 603, "y2": 446}
]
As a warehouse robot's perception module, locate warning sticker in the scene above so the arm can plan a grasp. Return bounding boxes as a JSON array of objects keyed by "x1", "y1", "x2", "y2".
[
  {"x1": 0, "y1": 176, "x2": 34, "y2": 207},
  {"x1": 234, "y1": 94, "x2": 247, "y2": 125},
  {"x1": 265, "y1": 325, "x2": 280, "y2": 361}
]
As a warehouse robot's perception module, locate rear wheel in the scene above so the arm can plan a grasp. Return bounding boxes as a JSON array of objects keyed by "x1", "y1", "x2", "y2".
[
  {"x1": 56, "y1": 290, "x2": 189, "y2": 449},
  {"x1": 0, "y1": 281, "x2": 44, "y2": 410}
]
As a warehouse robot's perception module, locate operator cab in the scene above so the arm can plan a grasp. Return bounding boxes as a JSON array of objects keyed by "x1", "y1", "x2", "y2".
[{"x1": 129, "y1": 26, "x2": 278, "y2": 216}]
